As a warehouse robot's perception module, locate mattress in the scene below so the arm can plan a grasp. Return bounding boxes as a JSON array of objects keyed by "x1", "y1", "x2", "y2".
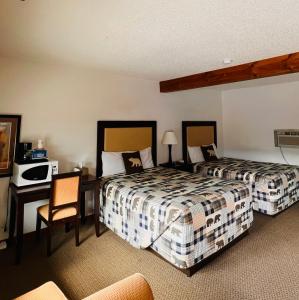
[
  {"x1": 194, "y1": 157, "x2": 299, "y2": 215},
  {"x1": 100, "y1": 167, "x2": 253, "y2": 269}
]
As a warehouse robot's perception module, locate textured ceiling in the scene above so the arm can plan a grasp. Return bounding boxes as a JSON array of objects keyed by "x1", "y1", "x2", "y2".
[{"x1": 1, "y1": 0, "x2": 299, "y2": 80}]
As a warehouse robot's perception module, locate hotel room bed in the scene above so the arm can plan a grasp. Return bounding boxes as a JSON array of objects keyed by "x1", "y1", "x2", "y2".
[
  {"x1": 100, "y1": 166, "x2": 253, "y2": 272},
  {"x1": 194, "y1": 158, "x2": 299, "y2": 215},
  {"x1": 96, "y1": 121, "x2": 253, "y2": 276},
  {"x1": 182, "y1": 121, "x2": 299, "y2": 216}
]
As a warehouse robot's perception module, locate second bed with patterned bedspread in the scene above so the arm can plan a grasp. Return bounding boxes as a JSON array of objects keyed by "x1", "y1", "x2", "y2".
[
  {"x1": 194, "y1": 158, "x2": 299, "y2": 215},
  {"x1": 100, "y1": 167, "x2": 253, "y2": 270}
]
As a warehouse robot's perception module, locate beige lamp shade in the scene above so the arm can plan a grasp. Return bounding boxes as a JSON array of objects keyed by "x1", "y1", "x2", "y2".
[{"x1": 162, "y1": 131, "x2": 178, "y2": 145}]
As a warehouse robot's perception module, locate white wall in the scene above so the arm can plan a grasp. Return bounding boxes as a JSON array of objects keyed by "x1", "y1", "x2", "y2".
[
  {"x1": 222, "y1": 78, "x2": 299, "y2": 165},
  {"x1": 0, "y1": 57, "x2": 222, "y2": 236},
  {"x1": 5, "y1": 55, "x2": 299, "y2": 238}
]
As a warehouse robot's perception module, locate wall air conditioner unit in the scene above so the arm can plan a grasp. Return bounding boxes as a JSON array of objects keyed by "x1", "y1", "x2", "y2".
[{"x1": 274, "y1": 129, "x2": 299, "y2": 148}]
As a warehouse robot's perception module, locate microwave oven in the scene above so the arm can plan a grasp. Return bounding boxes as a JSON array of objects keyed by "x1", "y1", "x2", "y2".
[{"x1": 12, "y1": 161, "x2": 59, "y2": 187}]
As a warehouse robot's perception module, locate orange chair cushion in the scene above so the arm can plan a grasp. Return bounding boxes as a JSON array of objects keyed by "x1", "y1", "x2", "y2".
[
  {"x1": 38, "y1": 204, "x2": 77, "y2": 221},
  {"x1": 83, "y1": 273, "x2": 154, "y2": 300},
  {"x1": 53, "y1": 176, "x2": 79, "y2": 207},
  {"x1": 14, "y1": 281, "x2": 67, "y2": 300}
]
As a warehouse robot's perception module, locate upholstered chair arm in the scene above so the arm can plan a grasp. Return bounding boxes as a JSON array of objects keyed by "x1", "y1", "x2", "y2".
[
  {"x1": 14, "y1": 281, "x2": 67, "y2": 300},
  {"x1": 83, "y1": 273, "x2": 154, "y2": 300}
]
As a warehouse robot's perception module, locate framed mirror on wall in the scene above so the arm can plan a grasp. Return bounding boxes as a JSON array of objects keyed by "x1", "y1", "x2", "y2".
[{"x1": 0, "y1": 115, "x2": 21, "y2": 178}]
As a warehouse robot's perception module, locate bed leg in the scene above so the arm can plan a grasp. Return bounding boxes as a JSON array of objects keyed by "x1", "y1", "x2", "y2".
[{"x1": 185, "y1": 268, "x2": 192, "y2": 277}]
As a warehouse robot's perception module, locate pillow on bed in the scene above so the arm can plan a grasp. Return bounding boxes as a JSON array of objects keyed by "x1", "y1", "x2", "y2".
[
  {"x1": 122, "y1": 151, "x2": 144, "y2": 174},
  {"x1": 101, "y1": 147, "x2": 154, "y2": 176},
  {"x1": 102, "y1": 151, "x2": 126, "y2": 176},
  {"x1": 201, "y1": 144, "x2": 218, "y2": 161},
  {"x1": 140, "y1": 147, "x2": 154, "y2": 168},
  {"x1": 187, "y1": 146, "x2": 205, "y2": 163}
]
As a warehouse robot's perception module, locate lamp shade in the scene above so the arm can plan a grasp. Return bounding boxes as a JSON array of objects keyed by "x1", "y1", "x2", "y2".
[{"x1": 162, "y1": 131, "x2": 178, "y2": 145}]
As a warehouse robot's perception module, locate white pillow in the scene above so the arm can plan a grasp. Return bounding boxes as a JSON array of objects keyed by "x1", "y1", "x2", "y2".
[
  {"x1": 102, "y1": 151, "x2": 125, "y2": 176},
  {"x1": 101, "y1": 147, "x2": 154, "y2": 176},
  {"x1": 140, "y1": 147, "x2": 154, "y2": 169},
  {"x1": 212, "y1": 143, "x2": 219, "y2": 159},
  {"x1": 187, "y1": 146, "x2": 205, "y2": 163}
]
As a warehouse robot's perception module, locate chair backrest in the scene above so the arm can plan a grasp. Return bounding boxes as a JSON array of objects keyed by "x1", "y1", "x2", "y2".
[{"x1": 49, "y1": 171, "x2": 82, "y2": 221}]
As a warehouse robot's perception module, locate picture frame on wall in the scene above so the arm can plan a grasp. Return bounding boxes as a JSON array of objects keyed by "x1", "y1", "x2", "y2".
[{"x1": 0, "y1": 115, "x2": 21, "y2": 178}]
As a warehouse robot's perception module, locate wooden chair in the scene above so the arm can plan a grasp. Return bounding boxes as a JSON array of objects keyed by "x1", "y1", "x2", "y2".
[{"x1": 36, "y1": 171, "x2": 82, "y2": 256}]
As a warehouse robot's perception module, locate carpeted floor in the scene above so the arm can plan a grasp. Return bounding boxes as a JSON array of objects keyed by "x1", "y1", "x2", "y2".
[{"x1": 1, "y1": 203, "x2": 299, "y2": 300}]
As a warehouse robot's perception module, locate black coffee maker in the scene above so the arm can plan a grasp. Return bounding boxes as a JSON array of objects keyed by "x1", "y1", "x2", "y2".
[{"x1": 15, "y1": 142, "x2": 32, "y2": 164}]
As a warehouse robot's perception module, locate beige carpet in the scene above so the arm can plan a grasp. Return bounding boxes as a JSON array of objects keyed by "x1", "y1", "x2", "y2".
[{"x1": 1, "y1": 203, "x2": 299, "y2": 300}]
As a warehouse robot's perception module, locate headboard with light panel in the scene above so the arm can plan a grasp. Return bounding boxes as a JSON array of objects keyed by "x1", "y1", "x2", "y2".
[
  {"x1": 96, "y1": 121, "x2": 157, "y2": 177},
  {"x1": 182, "y1": 121, "x2": 217, "y2": 163}
]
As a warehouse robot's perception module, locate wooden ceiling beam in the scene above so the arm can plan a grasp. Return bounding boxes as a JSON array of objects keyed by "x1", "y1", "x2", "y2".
[{"x1": 159, "y1": 52, "x2": 299, "y2": 93}]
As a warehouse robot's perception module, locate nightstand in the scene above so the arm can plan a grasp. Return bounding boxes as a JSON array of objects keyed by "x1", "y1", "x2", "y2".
[{"x1": 159, "y1": 161, "x2": 194, "y2": 172}]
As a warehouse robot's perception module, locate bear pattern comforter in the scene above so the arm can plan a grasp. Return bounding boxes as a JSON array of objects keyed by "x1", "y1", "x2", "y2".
[
  {"x1": 194, "y1": 158, "x2": 299, "y2": 215},
  {"x1": 100, "y1": 167, "x2": 253, "y2": 269}
]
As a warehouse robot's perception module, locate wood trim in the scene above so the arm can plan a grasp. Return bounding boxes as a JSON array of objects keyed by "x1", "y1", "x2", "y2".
[
  {"x1": 182, "y1": 121, "x2": 217, "y2": 164},
  {"x1": 160, "y1": 52, "x2": 299, "y2": 92},
  {"x1": 0, "y1": 114, "x2": 21, "y2": 178},
  {"x1": 96, "y1": 121, "x2": 157, "y2": 177}
]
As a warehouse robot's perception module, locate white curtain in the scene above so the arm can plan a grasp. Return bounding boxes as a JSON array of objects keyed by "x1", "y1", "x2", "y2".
[{"x1": 0, "y1": 178, "x2": 9, "y2": 241}]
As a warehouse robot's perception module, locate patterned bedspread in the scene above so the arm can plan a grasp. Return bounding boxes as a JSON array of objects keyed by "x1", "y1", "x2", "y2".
[
  {"x1": 100, "y1": 167, "x2": 253, "y2": 269},
  {"x1": 194, "y1": 158, "x2": 299, "y2": 215}
]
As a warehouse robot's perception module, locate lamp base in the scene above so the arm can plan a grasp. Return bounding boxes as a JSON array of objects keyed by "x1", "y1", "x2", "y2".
[{"x1": 168, "y1": 144, "x2": 173, "y2": 165}]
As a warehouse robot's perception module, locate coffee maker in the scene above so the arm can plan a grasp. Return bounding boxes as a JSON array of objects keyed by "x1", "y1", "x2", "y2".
[{"x1": 15, "y1": 142, "x2": 32, "y2": 163}]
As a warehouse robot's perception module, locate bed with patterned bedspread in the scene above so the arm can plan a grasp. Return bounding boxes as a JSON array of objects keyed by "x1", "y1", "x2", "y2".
[
  {"x1": 100, "y1": 167, "x2": 253, "y2": 271},
  {"x1": 194, "y1": 158, "x2": 299, "y2": 216}
]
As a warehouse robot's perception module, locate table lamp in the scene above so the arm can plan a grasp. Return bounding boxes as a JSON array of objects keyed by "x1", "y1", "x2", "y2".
[{"x1": 162, "y1": 130, "x2": 178, "y2": 165}]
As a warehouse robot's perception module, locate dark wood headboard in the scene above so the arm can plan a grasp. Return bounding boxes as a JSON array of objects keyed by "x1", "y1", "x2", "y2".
[
  {"x1": 182, "y1": 121, "x2": 217, "y2": 163},
  {"x1": 96, "y1": 121, "x2": 157, "y2": 177}
]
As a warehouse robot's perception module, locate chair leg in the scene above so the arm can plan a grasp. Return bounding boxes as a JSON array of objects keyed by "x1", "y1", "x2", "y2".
[
  {"x1": 75, "y1": 218, "x2": 80, "y2": 247},
  {"x1": 36, "y1": 214, "x2": 42, "y2": 241},
  {"x1": 46, "y1": 226, "x2": 52, "y2": 257},
  {"x1": 65, "y1": 223, "x2": 71, "y2": 233}
]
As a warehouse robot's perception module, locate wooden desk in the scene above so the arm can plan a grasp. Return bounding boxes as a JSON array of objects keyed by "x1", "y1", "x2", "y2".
[{"x1": 8, "y1": 175, "x2": 101, "y2": 264}]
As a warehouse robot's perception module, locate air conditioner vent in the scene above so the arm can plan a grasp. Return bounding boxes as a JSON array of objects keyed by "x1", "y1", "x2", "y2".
[{"x1": 274, "y1": 129, "x2": 299, "y2": 148}]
